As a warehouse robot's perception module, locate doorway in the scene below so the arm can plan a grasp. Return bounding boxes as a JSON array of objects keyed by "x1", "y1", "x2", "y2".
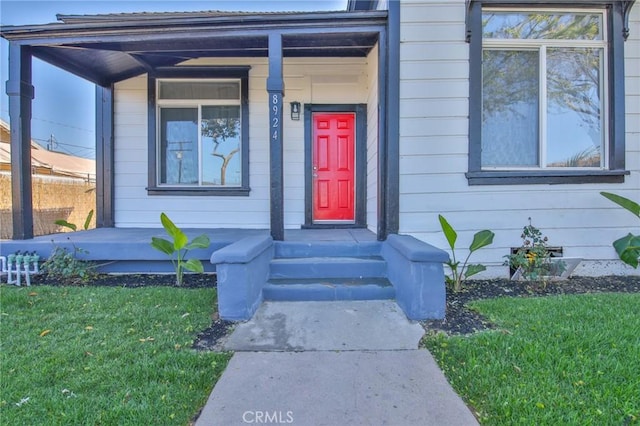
[{"x1": 304, "y1": 104, "x2": 366, "y2": 227}]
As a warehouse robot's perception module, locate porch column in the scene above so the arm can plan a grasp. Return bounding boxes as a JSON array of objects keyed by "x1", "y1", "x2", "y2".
[
  {"x1": 96, "y1": 84, "x2": 115, "y2": 228},
  {"x1": 376, "y1": 1, "x2": 400, "y2": 241},
  {"x1": 267, "y1": 33, "x2": 285, "y2": 241},
  {"x1": 6, "y1": 42, "x2": 34, "y2": 240}
]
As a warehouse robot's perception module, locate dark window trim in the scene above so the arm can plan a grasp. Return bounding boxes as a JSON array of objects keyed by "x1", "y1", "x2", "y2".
[
  {"x1": 147, "y1": 66, "x2": 250, "y2": 196},
  {"x1": 466, "y1": 1, "x2": 631, "y2": 185},
  {"x1": 467, "y1": 170, "x2": 628, "y2": 185}
]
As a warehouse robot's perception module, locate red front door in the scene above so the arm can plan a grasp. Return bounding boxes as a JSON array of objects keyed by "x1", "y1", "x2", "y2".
[{"x1": 312, "y1": 113, "x2": 355, "y2": 222}]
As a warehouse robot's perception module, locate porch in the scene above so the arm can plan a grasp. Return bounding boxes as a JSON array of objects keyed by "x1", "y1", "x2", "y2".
[
  {"x1": 2, "y1": 8, "x2": 400, "y2": 243},
  {"x1": 0, "y1": 227, "x2": 376, "y2": 273},
  {"x1": 0, "y1": 227, "x2": 448, "y2": 321}
]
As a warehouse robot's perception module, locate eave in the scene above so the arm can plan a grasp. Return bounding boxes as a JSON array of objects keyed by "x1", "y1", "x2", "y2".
[{"x1": 1, "y1": 10, "x2": 387, "y2": 86}]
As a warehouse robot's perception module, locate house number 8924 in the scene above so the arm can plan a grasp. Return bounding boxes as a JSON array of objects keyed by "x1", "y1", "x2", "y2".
[{"x1": 271, "y1": 93, "x2": 281, "y2": 141}]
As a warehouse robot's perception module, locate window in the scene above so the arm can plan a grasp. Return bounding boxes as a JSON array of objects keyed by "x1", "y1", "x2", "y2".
[
  {"x1": 148, "y1": 67, "x2": 250, "y2": 195},
  {"x1": 467, "y1": 2, "x2": 631, "y2": 185}
]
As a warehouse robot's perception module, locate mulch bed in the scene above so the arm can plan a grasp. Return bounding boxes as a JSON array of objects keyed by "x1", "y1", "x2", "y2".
[
  {"x1": 24, "y1": 272, "x2": 640, "y2": 345},
  {"x1": 30, "y1": 273, "x2": 218, "y2": 288}
]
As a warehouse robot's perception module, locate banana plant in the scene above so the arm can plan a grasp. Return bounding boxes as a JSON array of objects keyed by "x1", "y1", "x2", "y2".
[
  {"x1": 600, "y1": 192, "x2": 640, "y2": 268},
  {"x1": 151, "y1": 213, "x2": 211, "y2": 285},
  {"x1": 55, "y1": 209, "x2": 94, "y2": 231},
  {"x1": 439, "y1": 214, "x2": 495, "y2": 292}
]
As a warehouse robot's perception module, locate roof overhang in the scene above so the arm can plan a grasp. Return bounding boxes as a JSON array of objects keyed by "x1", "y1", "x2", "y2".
[{"x1": 1, "y1": 10, "x2": 387, "y2": 86}]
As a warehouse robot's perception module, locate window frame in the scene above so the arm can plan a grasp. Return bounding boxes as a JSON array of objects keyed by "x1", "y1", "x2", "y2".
[
  {"x1": 467, "y1": 1, "x2": 630, "y2": 185},
  {"x1": 147, "y1": 66, "x2": 250, "y2": 196}
]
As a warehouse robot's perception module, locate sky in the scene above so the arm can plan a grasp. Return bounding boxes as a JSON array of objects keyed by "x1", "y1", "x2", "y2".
[{"x1": 0, "y1": 0, "x2": 348, "y2": 159}]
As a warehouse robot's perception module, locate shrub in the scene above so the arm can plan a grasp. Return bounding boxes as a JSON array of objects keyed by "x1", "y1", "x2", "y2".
[
  {"x1": 504, "y1": 218, "x2": 565, "y2": 284},
  {"x1": 42, "y1": 243, "x2": 96, "y2": 285}
]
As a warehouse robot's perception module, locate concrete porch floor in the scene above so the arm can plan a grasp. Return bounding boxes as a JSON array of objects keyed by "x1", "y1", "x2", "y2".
[{"x1": 0, "y1": 227, "x2": 378, "y2": 273}]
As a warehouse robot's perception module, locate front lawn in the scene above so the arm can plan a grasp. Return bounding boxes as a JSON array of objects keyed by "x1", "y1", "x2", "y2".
[
  {"x1": 0, "y1": 285, "x2": 230, "y2": 425},
  {"x1": 424, "y1": 293, "x2": 640, "y2": 425}
]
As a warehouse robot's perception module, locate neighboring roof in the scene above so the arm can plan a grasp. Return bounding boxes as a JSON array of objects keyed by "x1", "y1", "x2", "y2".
[
  {"x1": 55, "y1": 10, "x2": 312, "y2": 23},
  {"x1": 0, "y1": 120, "x2": 95, "y2": 180},
  {"x1": 1, "y1": 9, "x2": 387, "y2": 86}
]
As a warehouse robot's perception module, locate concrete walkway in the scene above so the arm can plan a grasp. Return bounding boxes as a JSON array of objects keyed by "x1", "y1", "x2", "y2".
[{"x1": 195, "y1": 301, "x2": 479, "y2": 426}]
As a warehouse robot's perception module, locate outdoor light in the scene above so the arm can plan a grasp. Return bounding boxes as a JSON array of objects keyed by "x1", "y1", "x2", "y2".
[{"x1": 290, "y1": 101, "x2": 301, "y2": 120}]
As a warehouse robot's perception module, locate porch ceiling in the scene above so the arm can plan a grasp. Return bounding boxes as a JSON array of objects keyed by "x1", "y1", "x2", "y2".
[{"x1": 1, "y1": 10, "x2": 385, "y2": 86}]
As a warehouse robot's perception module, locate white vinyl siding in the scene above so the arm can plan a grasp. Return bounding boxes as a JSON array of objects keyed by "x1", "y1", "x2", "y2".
[
  {"x1": 113, "y1": 57, "x2": 372, "y2": 229},
  {"x1": 399, "y1": 1, "x2": 640, "y2": 276}
]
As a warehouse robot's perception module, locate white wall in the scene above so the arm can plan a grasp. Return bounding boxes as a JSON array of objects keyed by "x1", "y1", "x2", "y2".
[
  {"x1": 399, "y1": 1, "x2": 640, "y2": 276},
  {"x1": 113, "y1": 57, "x2": 372, "y2": 229}
]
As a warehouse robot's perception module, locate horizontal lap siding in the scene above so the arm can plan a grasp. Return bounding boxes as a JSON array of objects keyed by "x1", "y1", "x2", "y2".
[
  {"x1": 114, "y1": 70, "x2": 270, "y2": 228},
  {"x1": 113, "y1": 57, "x2": 370, "y2": 229},
  {"x1": 398, "y1": 1, "x2": 640, "y2": 276}
]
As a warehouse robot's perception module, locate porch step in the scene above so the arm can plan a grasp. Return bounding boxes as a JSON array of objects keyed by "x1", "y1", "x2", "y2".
[
  {"x1": 274, "y1": 241, "x2": 381, "y2": 258},
  {"x1": 263, "y1": 277, "x2": 395, "y2": 301},
  {"x1": 270, "y1": 256, "x2": 387, "y2": 279},
  {"x1": 265, "y1": 241, "x2": 392, "y2": 302}
]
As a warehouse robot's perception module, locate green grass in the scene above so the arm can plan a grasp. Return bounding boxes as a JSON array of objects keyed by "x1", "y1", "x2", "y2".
[
  {"x1": 0, "y1": 285, "x2": 231, "y2": 425},
  {"x1": 424, "y1": 293, "x2": 640, "y2": 425}
]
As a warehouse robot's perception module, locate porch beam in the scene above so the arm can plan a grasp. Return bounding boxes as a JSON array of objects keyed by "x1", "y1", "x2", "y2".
[
  {"x1": 6, "y1": 42, "x2": 34, "y2": 240},
  {"x1": 95, "y1": 84, "x2": 115, "y2": 228},
  {"x1": 267, "y1": 33, "x2": 285, "y2": 241}
]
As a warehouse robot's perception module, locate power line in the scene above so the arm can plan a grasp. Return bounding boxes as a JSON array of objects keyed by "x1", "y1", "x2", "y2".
[
  {"x1": 32, "y1": 116, "x2": 94, "y2": 133},
  {"x1": 32, "y1": 137, "x2": 95, "y2": 152},
  {"x1": 1, "y1": 108, "x2": 93, "y2": 133},
  {"x1": 31, "y1": 136, "x2": 95, "y2": 159}
]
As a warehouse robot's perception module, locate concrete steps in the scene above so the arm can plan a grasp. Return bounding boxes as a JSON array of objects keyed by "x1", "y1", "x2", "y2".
[
  {"x1": 264, "y1": 242, "x2": 394, "y2": 302},
  {"x1": 212, "y1": 233, "x2": 448, "y2": 321}
]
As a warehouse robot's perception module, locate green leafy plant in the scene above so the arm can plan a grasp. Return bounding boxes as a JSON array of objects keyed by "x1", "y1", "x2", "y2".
[
  {"x1": 600, "y1": 192, "x2": 640, "y2": 268},
  {"x1": 438, "y1": 214, "x2": 495, "y2": 292},
  {"x1": 504, "y1": 218, "x2": 565, "y2": 284},
  {"x1": 42, "y1": 242, "x2": 96, "y2": 285},
  {"x1": 55, "y1": 209, "x2": 94, "y2": 231},
  {"x1": 150, "y1": 213, "x2": 211, "y2": 286}
]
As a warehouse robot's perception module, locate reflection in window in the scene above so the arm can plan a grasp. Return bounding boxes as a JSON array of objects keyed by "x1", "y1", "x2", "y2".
[
  {"x1": 546, "y1": 48, "x2": 603, "y2": 167},
  {"x1": 482, "y1": 50, "x2": 539, "y2": 167},
  {"x1": 160, "y1": 108, "x2": 198, "y2": 184},
  {"x1": 483, "y1": 11, "x2": 603, "y2": 40},
  {"x1": 202, "y1": 106, "x2": 241, "y2": 186},
  {"x1": 481, "y1": 10, "x2": 606, "y2": 169},
  {"x1": 157, "y1": 79, "x2": 243, "y2": 187}
]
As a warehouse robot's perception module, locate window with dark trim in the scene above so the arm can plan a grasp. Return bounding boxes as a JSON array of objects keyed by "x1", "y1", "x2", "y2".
[
  {"x1": 466, "y1": 1, "x2": 633, "y2": 185},
  {"x1": 147, "y1": 67, "x2": 250, "y2": 195}
]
